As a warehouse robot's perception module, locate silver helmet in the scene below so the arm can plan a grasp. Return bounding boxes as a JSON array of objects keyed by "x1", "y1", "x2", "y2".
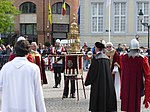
[{"x1": 130, "y1": 39, "x2": 139, "y2": 50}]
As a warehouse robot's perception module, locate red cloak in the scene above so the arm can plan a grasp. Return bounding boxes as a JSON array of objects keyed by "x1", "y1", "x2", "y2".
[
  {"x1": 9, "y1": 53, "x2": 34, "y2": 63},
  {"x1": 121, "y1": 54, "x2": 150, "y2": 112}
]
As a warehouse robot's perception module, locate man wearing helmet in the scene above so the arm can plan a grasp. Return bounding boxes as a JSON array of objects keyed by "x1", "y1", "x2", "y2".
[{"x1": 121, "y1": 39, "x2": 150, "y2": 112}]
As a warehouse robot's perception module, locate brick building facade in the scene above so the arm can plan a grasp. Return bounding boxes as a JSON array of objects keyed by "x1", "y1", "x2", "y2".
[{"x1": 14, "y1": 0, "x2": 79, "y2": 45}]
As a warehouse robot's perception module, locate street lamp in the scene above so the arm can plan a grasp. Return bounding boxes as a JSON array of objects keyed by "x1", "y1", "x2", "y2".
[{"x1": 138, "y1": 9, "x2": 150, "y2": 48}]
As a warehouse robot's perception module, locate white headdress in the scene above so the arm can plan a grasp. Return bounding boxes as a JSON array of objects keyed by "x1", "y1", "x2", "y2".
[{"x1": 17, "y1": 36, "x2": 26, "y2": 42}]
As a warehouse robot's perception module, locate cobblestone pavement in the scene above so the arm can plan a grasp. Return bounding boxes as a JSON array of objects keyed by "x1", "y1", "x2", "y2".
[
  {"x1": 43, "y1": 71, "x2": 150, "y2": 112},
  {"x1": 0, "y1": 70, "x2": 149, "y2": 111}
]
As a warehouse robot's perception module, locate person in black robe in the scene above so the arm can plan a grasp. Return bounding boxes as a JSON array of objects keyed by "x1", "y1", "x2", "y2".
[{"x1": 85, "y1": 41, "x2": 117, "y2": 112}]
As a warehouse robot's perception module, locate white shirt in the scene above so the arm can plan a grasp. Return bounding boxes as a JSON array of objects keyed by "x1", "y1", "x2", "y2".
[{"x1": 0, "y1": 57, "x2": 46, "y2": 112}]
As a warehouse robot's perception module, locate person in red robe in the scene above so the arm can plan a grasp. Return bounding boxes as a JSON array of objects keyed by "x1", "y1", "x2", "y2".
[
  {"x1": 105, "y1": 42, "x2": 121, "y2": 100},
  {"x1": 8, "y1": 37, "x2": 47, "y2": 85},
  {"x1": 105, "y1": 42, "x2": 121, "y2": 77},
  {"x1": 121, "y1": 39, "x2": 150, "y2": 112},
  {"x1": 30, "y1": 42, "x2": 48, "y2": 85},
  {"x1": 9, "y1": 52, "x2": 34, "y2": 63}
]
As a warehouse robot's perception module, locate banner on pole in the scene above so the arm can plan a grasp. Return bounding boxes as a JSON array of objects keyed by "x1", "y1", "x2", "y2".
[{"x1": 48, "y1": 1, "x2": 52, "y2": 25}]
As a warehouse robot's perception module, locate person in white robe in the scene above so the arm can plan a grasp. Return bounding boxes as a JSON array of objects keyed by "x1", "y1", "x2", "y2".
[{"x1": 0, "y1": 40, "x2": 46, "y2": 112}]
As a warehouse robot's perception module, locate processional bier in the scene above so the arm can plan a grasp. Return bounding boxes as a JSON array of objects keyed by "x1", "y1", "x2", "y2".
[
  {"x1": 62, "y1": 14, "x2": 86, "y2": 100},
  {"x1": 48, "y1": 14, "x2": 86, "y2": 100},
  {"x1": 64, "y1": 53, "x2": 86, "y2": 100},
  {"x1": 48, "y1": 53, "x2": 86, "y2": 101}
]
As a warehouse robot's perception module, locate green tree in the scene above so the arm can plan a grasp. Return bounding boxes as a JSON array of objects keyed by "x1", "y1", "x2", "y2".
[
  {"x1": 0, "y1": 39, "x2": 3, "y2": 45},
  {"x1": 0, "y1": 0, "x2": 20, "y2": 33}
]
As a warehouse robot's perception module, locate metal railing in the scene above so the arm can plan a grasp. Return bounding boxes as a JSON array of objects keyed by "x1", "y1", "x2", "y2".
[{"x1": 0, "y1": 54, "x2": 9, "y2": 69}]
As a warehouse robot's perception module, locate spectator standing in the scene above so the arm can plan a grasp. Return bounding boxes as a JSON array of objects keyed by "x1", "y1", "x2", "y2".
[
  {"x1": 85, "y1": 47, "x2": 92, "y2": 70},
  {"x1": 120, "y1": 44, "x2": 128, "y2": 55},
  {"x1": 82, "y1": 42, "x2": 88, "y2": 70},
  {"x1": 1, "y1": 44, "x2": 6, "y2": 55},
  {"x1": 0, "y1": 47, "x2": 3, "y2": 54},
  {"x1": 0, "y1": 40, "x2": 46, "y2": 112},
  {"x1": 116, "y1": 43, "x2": 123, "y2": 55},
  {"x1": 37, "y1": 43, "x2": 43, "y2": 54},
  {"x1": 85, "y1": 41, "x2": 117, "y2": 112},
  {"x1": 6, "y1": 44, "x2": 12, "y2": 55},
  {"x1": 82, "y1": 42, "x2": 88, "y2": 51}
]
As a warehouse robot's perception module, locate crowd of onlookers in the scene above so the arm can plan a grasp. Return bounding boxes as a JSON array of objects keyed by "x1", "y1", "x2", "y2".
[
  {"x1": 80, "y1": 42, "x2": 150, "y2": 70},
  {"x1": 0, "y1": 43, "x2": 50, "y2": 68},
  {"x1": 0, "y1": 44, "x2": 13, "y2": 55},
  {"x1": 0, "y1": 40, "x2": 150, "y2": 69},
  {"x1": 0, "y1": 44, "x2": 14, "y2": 68}
]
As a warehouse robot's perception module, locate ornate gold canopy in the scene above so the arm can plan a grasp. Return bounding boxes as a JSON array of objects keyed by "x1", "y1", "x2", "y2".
[{"x1": 67, "y1": 14, "x2": 80, "y2": 53}]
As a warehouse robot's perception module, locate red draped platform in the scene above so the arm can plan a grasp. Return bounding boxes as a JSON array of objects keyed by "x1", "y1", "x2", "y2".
[
  {"x1": 64, "y1": 54, "x2": 86, "y2": 100},
  {"x1": 65, "y1": 54, "x2": 82, "y2": 75}
]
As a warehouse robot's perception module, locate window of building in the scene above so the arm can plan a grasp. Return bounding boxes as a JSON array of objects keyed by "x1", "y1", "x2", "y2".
[
  {"x1": 52, "y1": 2, "x2": 70, "y2": 15},
  {"x1": 20, "y1": 24, "x2": 37, "y2": 35},
  {"x1": 114, "y1": 2, "x2": 126, "y2": 33},
  {"x1": 137, "y1": 2, "x2": 149, "y2": 32},
  {"x1": 91, "y1": 2, "x2": 104, "y2": 33},
  {"x1": 20, "y1": 2, "x2": 36, "y2": 13}
]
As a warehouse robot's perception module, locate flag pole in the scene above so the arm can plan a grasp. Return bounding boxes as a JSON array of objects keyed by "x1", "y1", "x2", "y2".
[
  {"x1": 108, "y1": 4, "x2": 110, "y2": 42},
  {"x1": 47, "y1": 0, "x2": 50, "y2": 27},
  {"x1": 60, "y1": 0, "x2": 64, "y2": 19},
  {"x1": 60, "y1": 3, "x2": 62, "y2": 20},
  {"x1": 106, "y1": 0, "x2": 111, "y2": 42}
]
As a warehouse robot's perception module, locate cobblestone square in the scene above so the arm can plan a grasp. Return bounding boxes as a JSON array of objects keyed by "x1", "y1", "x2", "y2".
[{"x1": 43, "y1": 71, "x2": 150, "y2": 112}]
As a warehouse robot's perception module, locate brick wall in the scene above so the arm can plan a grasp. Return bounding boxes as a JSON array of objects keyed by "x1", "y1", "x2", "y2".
[{"x1": 13, "y1": 0, "x2": 79, "y2": 45}]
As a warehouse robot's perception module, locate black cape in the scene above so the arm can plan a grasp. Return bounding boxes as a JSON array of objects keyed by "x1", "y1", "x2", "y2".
[{"x1": 85, "y1": 53, "x2": 117, "y2": 112}]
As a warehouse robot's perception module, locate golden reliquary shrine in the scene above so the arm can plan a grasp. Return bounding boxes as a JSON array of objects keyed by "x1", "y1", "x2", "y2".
[
  {"x1": 63, "y1": 14, "x2": 86, "y2": 100},
  {"x1": 65, "y1": 14, "x2": 83, "y2": 77},
  {"x1": 48, "y1": 14, "x2": 86, "y2": 100},
  {"x1": 67, "y1": 14, "x2": 80, "y2": 53}
]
